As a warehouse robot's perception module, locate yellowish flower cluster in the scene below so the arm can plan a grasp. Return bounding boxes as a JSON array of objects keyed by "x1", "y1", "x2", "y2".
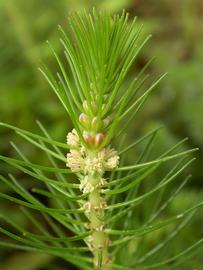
[
  {"x1": 66, "y1": 129, "x2": 80, "y2": 148},
  {"x1": 66, "y1": 129, "x2": 119, "y2": 182},
  {"x1": 80, "y1": 176, "x2": 106, "y2": 194}
]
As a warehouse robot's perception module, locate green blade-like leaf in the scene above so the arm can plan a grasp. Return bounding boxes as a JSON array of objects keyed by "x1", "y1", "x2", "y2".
[
  {"x1": 0, "y1": 122, "x2": 69, "y2": 149},
  {"x1": 107, "y1": 159, "x2": 195, "y2": 210},
  {"x1": 0, "y1": 155, "x2": 70, "y2": 174},
  {"x1": 117, "y1": 148, "x2": 198, "y2": 171}
]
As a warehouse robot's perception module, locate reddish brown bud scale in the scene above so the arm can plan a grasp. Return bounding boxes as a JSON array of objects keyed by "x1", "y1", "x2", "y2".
[
  {"x1": 83, "y1": 132, "x2": 95, "y2": 145},
  {"x1": 95, "y1": 133, "x2": 105, "y2": 147}
]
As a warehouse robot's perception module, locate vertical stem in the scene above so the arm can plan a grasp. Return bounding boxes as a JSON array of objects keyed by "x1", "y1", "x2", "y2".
[
  {"x1": 67, "y1": 129, "x2": 119, "y2": 269},
  {"x1": 87, "y1": 172, "x2": 111, "y2": 269}
]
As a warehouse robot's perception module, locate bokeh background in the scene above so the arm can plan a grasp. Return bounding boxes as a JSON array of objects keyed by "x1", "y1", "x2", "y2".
[{"x1": 0, "y1": 0, "x2": 203, "y2": 269}]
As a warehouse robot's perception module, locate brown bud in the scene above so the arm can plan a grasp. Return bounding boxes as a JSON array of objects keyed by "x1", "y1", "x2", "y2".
[
  {"x1": 83, "y1": 132, "x2": 95, "y2": 145},
  {"x1": 94, "y1": 133, "x2": 104, "y2": 147}
]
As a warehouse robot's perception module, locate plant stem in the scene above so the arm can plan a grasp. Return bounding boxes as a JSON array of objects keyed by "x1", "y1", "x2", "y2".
[
  {"x1": 66, "y1": 128, "x2": 119, "y2": 268},
  {"x1": 86, "y1": 171, "x2": 111, "y2": 269}
]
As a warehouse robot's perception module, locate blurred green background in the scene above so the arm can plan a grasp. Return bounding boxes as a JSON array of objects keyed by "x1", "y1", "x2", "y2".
[{"x1": 0, "y1": 0, "x2": 203, "y2": 269}]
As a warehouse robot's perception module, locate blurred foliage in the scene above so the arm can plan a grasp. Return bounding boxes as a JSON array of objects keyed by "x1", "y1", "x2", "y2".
[{"x1": 0, "y1": 0, "x2": 203, "y2": 269}]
